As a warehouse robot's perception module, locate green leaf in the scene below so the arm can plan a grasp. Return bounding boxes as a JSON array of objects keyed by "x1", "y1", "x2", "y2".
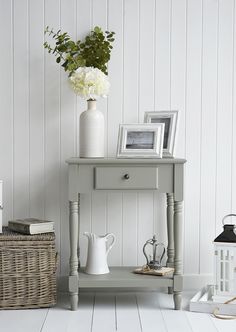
[
  {"x1": 94, "y1": 26, "x2": 102, "y2": 34},
  {"x1": 62, "y1": 60, "x2": 68, "y2": 68},
  {"x1": 57, "y1": 44, "x2": 67, "y2": 52}
]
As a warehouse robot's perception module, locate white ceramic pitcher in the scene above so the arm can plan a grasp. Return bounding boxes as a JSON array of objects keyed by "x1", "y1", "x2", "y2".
[{"x1": 84, "y1": 232, "x2": 116, "y2": 275}]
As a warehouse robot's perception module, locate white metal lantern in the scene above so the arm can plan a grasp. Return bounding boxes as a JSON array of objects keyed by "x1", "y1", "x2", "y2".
[{"x1": 213, "y1": 214, "x2": 236, "y2": 303}]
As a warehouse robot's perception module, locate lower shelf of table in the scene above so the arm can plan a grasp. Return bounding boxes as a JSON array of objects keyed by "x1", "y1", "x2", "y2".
[{"x1": 79, "y1": 266, "x2": 174, "y2": 288}]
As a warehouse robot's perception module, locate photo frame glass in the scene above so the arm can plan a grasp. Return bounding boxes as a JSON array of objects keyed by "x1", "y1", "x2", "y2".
[
  {"x1": 126, "y1": 131, "x2": 155, "y2": 150},
  {"x1": 144, "y1": 111, "x2": 178, "y2": 157}
]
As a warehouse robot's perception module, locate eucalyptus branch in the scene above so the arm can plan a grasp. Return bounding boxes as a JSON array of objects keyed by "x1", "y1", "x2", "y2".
[{"x1": 44, "y1": 26, "x2": 115, "y2": 75}]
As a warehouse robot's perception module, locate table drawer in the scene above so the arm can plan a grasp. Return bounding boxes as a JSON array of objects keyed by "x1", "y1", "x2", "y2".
[{"x1": 94, "y1": 166, "x2": 158, "y2": 190}]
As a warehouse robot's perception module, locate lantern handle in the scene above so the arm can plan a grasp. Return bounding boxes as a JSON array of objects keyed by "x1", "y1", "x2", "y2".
[{"x1": 222, "y1": 214, "x2": 236, "y2": 225}]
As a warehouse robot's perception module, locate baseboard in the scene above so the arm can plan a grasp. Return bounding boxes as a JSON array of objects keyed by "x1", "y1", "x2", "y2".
[{"x1": 58, "y1": 274, "x2": 214, "y2": 292}]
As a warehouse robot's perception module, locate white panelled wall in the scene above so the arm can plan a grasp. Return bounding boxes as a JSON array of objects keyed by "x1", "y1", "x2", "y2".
[{"x1": 0, "y1": 0, "x2": 236, "y2": 285}]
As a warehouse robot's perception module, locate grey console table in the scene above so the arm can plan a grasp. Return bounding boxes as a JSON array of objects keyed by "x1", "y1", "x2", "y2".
[{"x1": 66, "y1": 157, "x2": 186, "y2": 311}]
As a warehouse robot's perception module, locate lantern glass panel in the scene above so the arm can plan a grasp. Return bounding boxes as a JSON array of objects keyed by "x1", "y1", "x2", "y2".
[{"x1": 213, "y1": 243, "x2": 236, "y2": 303}]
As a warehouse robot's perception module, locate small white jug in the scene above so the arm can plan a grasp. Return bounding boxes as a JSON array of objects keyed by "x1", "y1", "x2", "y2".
[{"x1": 84, "y1": 232, "x2": 116, "y2": 275}]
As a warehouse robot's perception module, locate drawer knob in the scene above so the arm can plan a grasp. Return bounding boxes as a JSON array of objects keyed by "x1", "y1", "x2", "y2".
[{"x1": 123, "y1": 174, "x2": 130, "y2": 180}]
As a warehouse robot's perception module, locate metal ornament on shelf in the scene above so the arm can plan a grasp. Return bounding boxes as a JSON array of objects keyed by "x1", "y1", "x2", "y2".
[
  {"x1": 213, "y1": 214, "x2": 236, "y2": 303},
  {"x1": 143, "y1": 235, "x2": 165, "y2": 270}
]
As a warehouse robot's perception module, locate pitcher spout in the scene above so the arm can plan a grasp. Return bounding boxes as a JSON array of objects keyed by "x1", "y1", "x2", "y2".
[
  {"x1": 83, "y1": 231, "x2": 91, "y2": 239},
  {"x1": 84, "y1": 232, "x2": 99, "y2": 244}
]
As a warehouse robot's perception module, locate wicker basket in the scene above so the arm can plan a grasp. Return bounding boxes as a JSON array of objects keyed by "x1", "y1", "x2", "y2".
[{"x1": 0, "y1": 227, "x2": 57, "y2": 309}]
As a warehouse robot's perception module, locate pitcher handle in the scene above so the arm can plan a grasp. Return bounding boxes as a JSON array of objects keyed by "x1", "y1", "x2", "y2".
[{"x1": 105, "y1": 233, "x2": 116, "y2": 255}]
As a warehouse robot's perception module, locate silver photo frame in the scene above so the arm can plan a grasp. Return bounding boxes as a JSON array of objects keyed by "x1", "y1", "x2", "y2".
[
  {"x1": 117, "y1": 123, "x2": 165, "y2": 158},
  {"x1": 144, "y1": 111, "x2": 178, "y2": 157}
]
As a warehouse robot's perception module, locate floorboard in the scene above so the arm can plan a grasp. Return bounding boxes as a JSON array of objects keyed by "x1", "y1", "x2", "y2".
[
  {"x1": 41, "y1": 293, "x2": 73, "y2": 332},
  {"x1": 1, "y1": 291, "x2": 236, "y2": 332},
  {"x1": 68, "y1": 293, "x2": 94, "y2": 332},
  {"x1": 185, "y1": 312, "x2": 218, "y2": 332},
  {"x1": 92, "y1": 293, "x2": 116, "y2": 332},
  {"x1": 136, "y1": 292, "x2": 167, "y2": 332},
  {"x1": 41, "y1": 292, "x2": 95, "y2": 332},
  {"x1": 210, "y1": 315, "x2": 236, "y2": 332},
  {"x1": 116, "y1": 293, "x2": 142, "y2": 332},
  {"x1": 160, "y1": 308, "x2": 193, "y2": 332},
  {"x1": 0, "y1": 307, "x2": 48, "y2": 332}
]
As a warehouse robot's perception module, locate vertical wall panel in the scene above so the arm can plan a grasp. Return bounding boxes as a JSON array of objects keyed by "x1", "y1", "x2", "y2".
[
  {"x1": 137, "y1": 0, "x2": 155, "y2": 266},
  {"x1": 92, "y1": 0, "x2": 107, "y2": 27},
  {"x1": 76, "y1": 0, "x2": 92, "y2": 268},
  {"x1": 155, "y1": 0, "x2": 171, "y2": 109},
  {"x1": 0, "y1": 0, "x2": 13, "y2": 224},
  {"x1": 137, "y1": 193, "x2": 154, "y2": 266},
  {"x1": 107, "y1": 193, "x2": 122, "y2": 266},
  {"x1": 122, "y1": 193, "x2": 138, "y2": 266},
  {"x1": 76, "y1": 0, "x2": 92, "y2": 154},
  {"x1": 107, "y1": 0, "x2": 123, "y2": 156},
  {"x1": 154, "y1": 0, "x2": 172, "y2": 245},
  {"x1": 215, "y1": 0, "x2": 234, "y2": 236},
  {"x1": 184, "y1": 0, "x2": 202, "y2": 274},
  {"x1": 106, "y1": 1, "x2": 123, "y2": 267},
  {"x1": 29, "y1": 0, "x2": 45, "y2": 218},
  {"x1": 139, "y1": 0, "x2": 155, "y2": 121},
  {"x1": 170, "y1": 0, "x2": 186, "y2": 273},
  {"x1": 60, "y1": 0, "x2": 77, "y2": 275},
  {"x1": 90, "y1": 0, "x2": 108, "y2": 239},
  {"x1": 199, "y1": 0, "x2": 218, "y2": 275},
  {"x1": 91, "y1": 192, "x2": 106, "y2": 235},
  {"x1": 170, "y1": 0, "x2": 186, "y2": 159},
  {"x1": 92, "y1": 0, "x2": 108, "y2": 156},
  {"x1": 44, "y1": 0, "x2": 61, "y2": 251},
  {"x1": 13, "y1": 0, "x2": 30, "y2": 218},
  {"x1": 122, "y1": 0, "x2": 139, "y2": 266},
  {"x1": 123, "y1": 0, "x2": 139, "y2": 122}
]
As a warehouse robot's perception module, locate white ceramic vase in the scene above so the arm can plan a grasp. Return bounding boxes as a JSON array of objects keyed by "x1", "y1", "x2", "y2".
[{"x1": 79, "y1": 100, "x2": 104, "y2": 158}]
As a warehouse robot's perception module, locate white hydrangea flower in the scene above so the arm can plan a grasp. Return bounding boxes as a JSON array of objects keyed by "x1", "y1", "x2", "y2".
[{"x1": 69, "y1": 66, "x2": 110, "y2": 100}]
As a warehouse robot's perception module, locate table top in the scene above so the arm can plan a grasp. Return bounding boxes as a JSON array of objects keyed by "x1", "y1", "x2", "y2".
[{"x1": 66, "y1": 157, "x2": 186, "y2": 165}]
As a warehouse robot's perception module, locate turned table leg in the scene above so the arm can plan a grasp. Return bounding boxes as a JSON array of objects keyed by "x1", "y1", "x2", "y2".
[
  {"x1": 69, "y1": 196, "x2": 80, "y2": 311},
  {"x1": 173, "y1": 200, "x2": 183, "y2": 310},
  {"x1": 166, "y1": 193, "x2": 174, "y2": 294}
]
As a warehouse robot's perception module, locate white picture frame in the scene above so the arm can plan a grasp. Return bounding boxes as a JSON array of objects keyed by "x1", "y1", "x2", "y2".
[
  {"x1": 117, "y1": 123, "x2": 165, "y2": 158},
  {"x1": 144, "y1": 111, "x2": 178, "y2": 157}
]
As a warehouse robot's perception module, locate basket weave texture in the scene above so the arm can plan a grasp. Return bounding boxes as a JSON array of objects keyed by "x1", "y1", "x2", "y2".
[{"x1": 0, "y1": 227, "x2": 57, "y2": 309}]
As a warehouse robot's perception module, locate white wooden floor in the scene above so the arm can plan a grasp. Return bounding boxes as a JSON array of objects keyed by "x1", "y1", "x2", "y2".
[{"x1": 0, "y1": 291, "x2": 236, "y2": 332}]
